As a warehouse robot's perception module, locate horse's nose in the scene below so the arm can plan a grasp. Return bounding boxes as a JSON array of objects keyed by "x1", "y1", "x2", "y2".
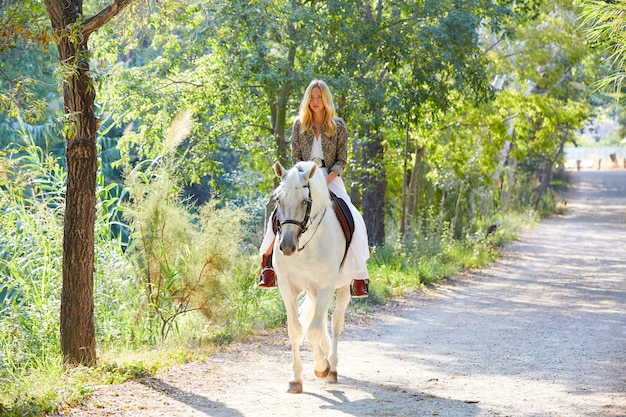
[
  {"x1": 279, "y1": 230, "x2": 298, "y2": 256},
  {"x1": 279, "y1": 241, "x2": 296, "y2": 256}
]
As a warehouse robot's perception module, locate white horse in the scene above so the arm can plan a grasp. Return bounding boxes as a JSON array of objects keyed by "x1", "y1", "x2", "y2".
[{"x1": 272, "y1": 160, "x2": 353, "y2": 393}]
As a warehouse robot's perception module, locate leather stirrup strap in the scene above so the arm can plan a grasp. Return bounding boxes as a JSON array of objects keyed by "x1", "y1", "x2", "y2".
[
  {"x1": 329, "y1": 191, "x2": 355, "y2": 266},
  {"x1": 271, "y1": 207, "x2": 279, "y2": 234}
]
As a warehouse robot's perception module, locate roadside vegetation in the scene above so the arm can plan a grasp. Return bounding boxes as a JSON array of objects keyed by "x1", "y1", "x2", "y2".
[
  {"x1": 0, "y1": 0, "x2": 623, "y2": 415},
  {"x1": 0, "y1": 119, "x2": 538, "y2": 416}
]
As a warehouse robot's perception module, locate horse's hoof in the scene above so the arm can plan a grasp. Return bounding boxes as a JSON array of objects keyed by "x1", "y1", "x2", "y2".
[
  {"x1": 287, "y1": 381, "x2": 303, "y2": 393},
  {"x1": 314, "y1": 362, "x2": 330, "y2": 379},
  {"x1": 326, "y1": 371, "x2": 338, "y2": 383}
]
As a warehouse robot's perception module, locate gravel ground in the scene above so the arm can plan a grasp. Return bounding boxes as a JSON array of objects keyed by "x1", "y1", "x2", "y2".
[{"x1": 51, "y1": 169, "x2": 626, "y2": 417}]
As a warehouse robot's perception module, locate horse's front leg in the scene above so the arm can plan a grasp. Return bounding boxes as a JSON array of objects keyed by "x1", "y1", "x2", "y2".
[
  {"x1": 327, "y1": 285, "x2": 351, "y2": 383},
  {"x1": 307, "y1": 288, "x2": 334, "y2": 379},
  {"x1": 279, "y1": 285, "x2": 304, "y2": 393}
]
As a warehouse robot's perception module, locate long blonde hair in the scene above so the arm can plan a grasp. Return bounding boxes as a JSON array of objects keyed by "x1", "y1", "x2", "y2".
[{"x1": 298, "y1": 79, "x2": 338, "y2": 136}]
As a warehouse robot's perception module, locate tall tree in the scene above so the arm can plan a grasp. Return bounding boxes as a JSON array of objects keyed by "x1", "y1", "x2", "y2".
[
  {"x1": 43, "y1": 0, "x2": 133, "y2": 365},
  {"x1": 327, "y1": 0, "x2": 501, "y2": 245},
  {"x1": 91, "y1": 0, "x2": 313, "y2": 178},
  {"x1": 487, "y1": 0, "x2": 594, "y2": 211}
]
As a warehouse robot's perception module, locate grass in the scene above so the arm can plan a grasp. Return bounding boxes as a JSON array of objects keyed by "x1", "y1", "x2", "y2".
[
  {"x1": 365, "y1": 209, "x2": 537, "y2": 301},
  {"x1": 0, "y1": 340, "x2": 226, "y2": 416}
]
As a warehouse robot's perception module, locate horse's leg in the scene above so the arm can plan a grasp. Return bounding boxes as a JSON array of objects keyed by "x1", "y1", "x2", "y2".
[
  {"x1": 306, "y1": 288, "x2": 334, "y2": 379},
  {"x1": 279, "y1": 285, "x2": 304, "y2": 393},
  {"x1": 327, "y1": 284, "x2": 352, "y2": 383}
]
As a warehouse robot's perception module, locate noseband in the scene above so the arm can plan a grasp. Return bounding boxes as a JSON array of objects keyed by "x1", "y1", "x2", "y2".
[
  {"x1": 276, "y1": 183, "x2": 327, "y2": 252},
  {"x1": 278, "y1": 185, "x2": 312, "y2": 235}
]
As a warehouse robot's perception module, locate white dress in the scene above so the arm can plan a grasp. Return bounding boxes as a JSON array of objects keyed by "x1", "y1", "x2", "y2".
[{"x1": 260, "y1": 135, "x2": 370, "y2": 280}]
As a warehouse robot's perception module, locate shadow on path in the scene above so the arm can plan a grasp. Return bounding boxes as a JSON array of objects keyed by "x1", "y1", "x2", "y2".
[
  {"x1": 303, "y1": 375, "x2": 482, "y2": 417},
  {"x1": 138, "y1": 373, "x2": 483, "y2": 417},
  {"x1": 138, "y1": 377, "x2": 245, "y2": 417}
]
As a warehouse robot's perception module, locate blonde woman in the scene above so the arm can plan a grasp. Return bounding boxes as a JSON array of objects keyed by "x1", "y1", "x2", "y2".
[{"x1": 259, "y1": 79, "x2": 370, "y2": 298}]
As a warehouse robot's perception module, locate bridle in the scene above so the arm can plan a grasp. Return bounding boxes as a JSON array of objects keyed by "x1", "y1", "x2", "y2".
[
  {"x1": 276, "y1": 183, "x2": 327, "y2": 252},
  {"x1": 278, "y1": 184, "x2": 313, "y2": 234}
]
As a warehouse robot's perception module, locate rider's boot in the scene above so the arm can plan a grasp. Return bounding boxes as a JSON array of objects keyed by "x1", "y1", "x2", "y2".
[
  {"x1": 350, "y1": 279, "x2": 369, "y2": 298},
  {"x1": 258, "y1": 252, "x2": 277, "y2": 289}
]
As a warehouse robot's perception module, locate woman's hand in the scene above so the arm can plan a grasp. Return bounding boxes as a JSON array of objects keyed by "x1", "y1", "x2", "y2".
[{"x1": 326, "y1": 170, "x2": 338, "y2": 186}]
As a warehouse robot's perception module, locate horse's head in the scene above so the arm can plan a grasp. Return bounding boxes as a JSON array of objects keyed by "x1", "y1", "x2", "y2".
[{"x1": 273, "y1": 161, "x2": 319, "y2": 256}]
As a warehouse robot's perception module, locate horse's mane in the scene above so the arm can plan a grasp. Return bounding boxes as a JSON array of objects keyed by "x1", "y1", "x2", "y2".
[
  {"x1": 294, "y1": 161, "x2": 330, "y2": 204},
  {"x1": 274, "y1": 161, "x2": 330, "y2": 213}
]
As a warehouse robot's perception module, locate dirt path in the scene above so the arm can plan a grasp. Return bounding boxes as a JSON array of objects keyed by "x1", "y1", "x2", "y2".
[{"x1": 53, "y1": 170, "x2": 626, "y2": 417}]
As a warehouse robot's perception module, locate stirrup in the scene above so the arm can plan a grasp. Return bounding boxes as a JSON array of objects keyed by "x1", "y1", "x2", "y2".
[
  {"x1": 350, "y1": 279, "x2": 369, "y2": 298},
  {"x1": 258, "y1": 267, "x2": 277, "y2": 289}
]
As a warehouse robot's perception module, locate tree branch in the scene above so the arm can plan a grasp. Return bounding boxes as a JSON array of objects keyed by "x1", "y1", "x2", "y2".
[
  {"x1": 83, "y1": 0, "x2": 134, "y2": 38},
  {"x1": 164, "y1": 77, "x2": 205, "y2": 88}
]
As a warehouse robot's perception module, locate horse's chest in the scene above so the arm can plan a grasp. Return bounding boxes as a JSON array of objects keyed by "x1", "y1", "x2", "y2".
[{"x1": 275, "y1": 249, "x2": 341, "y2": 282}]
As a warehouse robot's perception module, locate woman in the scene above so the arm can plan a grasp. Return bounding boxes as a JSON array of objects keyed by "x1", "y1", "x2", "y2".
[{"x1": 258, "y1": 79, "x2": 369, "y2": 298}]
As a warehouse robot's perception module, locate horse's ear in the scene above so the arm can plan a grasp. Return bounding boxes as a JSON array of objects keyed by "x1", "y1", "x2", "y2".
[
  {"x1": 274, "y1": 161, "x2": 286, "y2": 178},
  {"x1": 305, "y1": 163, "x2": 317, "y2": 180}
]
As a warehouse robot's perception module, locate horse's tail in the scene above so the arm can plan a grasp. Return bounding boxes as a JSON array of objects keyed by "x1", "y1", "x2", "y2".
[{"x1": 298, "y1": 292, "x2": 315, "y2": 344}]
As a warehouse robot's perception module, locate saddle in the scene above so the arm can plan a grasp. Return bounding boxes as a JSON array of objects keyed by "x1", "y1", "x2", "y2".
[
  {"x1": 271, "y1": 191, "x2": 355, "y2": 265},
  {"x1": 329, "y1": 191, "x2": 354, "y2": 266}
]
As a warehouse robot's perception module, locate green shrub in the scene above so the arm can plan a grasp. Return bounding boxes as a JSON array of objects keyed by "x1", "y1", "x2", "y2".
[{"x1": 122, "y1": 160, "x2": 248, "y2": 343}]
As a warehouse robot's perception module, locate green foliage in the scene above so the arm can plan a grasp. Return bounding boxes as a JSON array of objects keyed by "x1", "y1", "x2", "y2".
[
  {"x1": 0, "y1": 354, "x2": 161, "y2": 416},
  {"x1": 0, "y1": 120, "x2": 132, "y2": 413},
  {"x1": 222, "y1": 255, "x2": 287, "y2": 333},
  {"x1": 91, "y1": 1, "x2": 230, "y2": 184},
  {"x1": 122, "y1": 158, "x2": 248, "y2": 342},
  {"x1": 0, "y1": 133, "x2": 65, "y2": 377},
  {"x1": 0, "y1": 358, "x2": 89, "y2": 417},
  {"x1": 0, "y1": 118, "x2": 279, "y2": 413},
  {"x1": 368, "y1": 208, "x2": 537, "y2": 299},
  {"x1": 580, "y1": 0, "x2": 626, "y2": 93},
  {"x1": 0, "y1": 0, "x2": 59, "y2": 134},
  {"x1": 391, "y1": 0, "x2": 596, "y2": 241}
]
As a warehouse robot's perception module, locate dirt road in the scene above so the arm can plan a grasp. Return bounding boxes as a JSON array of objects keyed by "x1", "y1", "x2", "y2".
[{"x1": 55, "y1": 170, "x2": 626, "y2": 417}]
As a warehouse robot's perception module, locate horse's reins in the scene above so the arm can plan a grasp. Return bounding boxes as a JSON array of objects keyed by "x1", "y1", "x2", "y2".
[
  {"x1": 277, "y1": 184, "x2": 328, "y2": 252},
  {"x1": 295, "y1": 205, "x2": 327, "y2": 252}
]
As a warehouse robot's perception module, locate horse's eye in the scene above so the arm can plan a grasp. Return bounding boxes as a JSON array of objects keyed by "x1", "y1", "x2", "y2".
[{"x1": 302, "y1": 199, "x2": 308, "y2": 206}]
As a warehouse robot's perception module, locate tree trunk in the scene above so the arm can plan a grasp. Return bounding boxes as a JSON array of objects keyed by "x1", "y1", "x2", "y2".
[
  {"x1": 265, "y1": 31, "x2": 296, "y2": 224},
  {"x1": 274, "y1": 33, "x2": 296, "y2": 167},
  {"x1": 45, "y1": 0, "x2": 97, "y2": 367},
  {"x1": 534, "y1": 127, "x2": 569, "y2": 210},
  {"x1": 61, "y1": 129, "x2": 97, "y2": 365},
  {"x1": 400, "y1": 121, "x2": 409, "y2": 240},
  {"x1": 406, "y1": 145, "x2": 425, "y2": 229},
  {"x1": 361, "y1": 131, "x2": 386, "y2": 247},
  {"x1": 496, "y1": 139, "x2": 512, "y2": 209},
  {"x1": 270, "y1": 81, "x2": 292, "y2": 167},
  {"x1": 45, "y1": 0, "x2": 133, "y2": 366}
]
